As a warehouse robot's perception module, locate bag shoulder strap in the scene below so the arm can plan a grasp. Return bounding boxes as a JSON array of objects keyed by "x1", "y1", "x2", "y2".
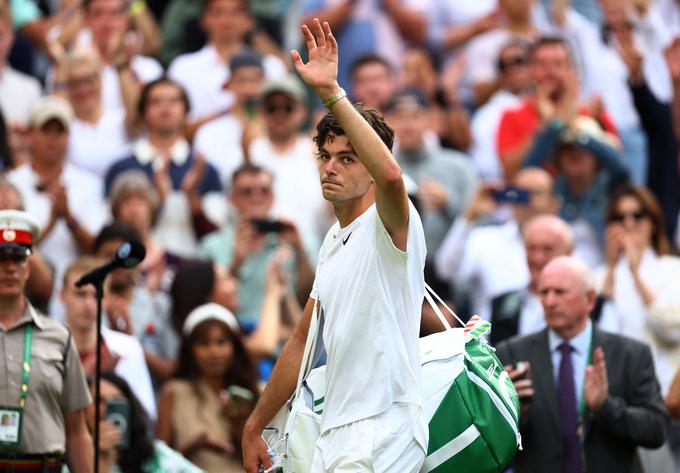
[
  {"x1": 293, "y1": 299, "x2": 321, "y2": 400},
  {"x1": 424, "y1": 282, "x2": 466, "y2": 331}
]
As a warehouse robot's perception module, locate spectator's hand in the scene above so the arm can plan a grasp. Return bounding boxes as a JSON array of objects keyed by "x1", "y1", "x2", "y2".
[
  {"x1": 278, "y1": 219, "x2": 303, "y2": 252},
  {"x1": 243, "y1": 424, "x2": 273, "y2": 473},
  {"x1": 585, "y1": 347, "x2": 609, "y2": 411},
  {"x1": 265, "y1": 255, "x2": 288, "y2": 301},
  {"x1": 604, "y1": 224, "x2": 625, "y2": 268},
  {"x1": 536, "y1": 83, "x2": 557, "y2": 123},
  {"x1": 233, "y1": 219, "x2": 266, "y2": 264},
  {"x1": 587, "y1": 94, "x2": 604, "y2": 120},
  {"x1": 622, "y1": 234, "x2": 644, "y2": 275},
  {"x1": 551, "y1": 0, "x2": 570, "y2": 27},
  {"x1": 418, "y1": 179, "x2": 449, "y2": 211},
  {"x1": 614, "y1": 23, "x2": 643, "y2": 79},
  {"x1": 192, "y1": 432, "x2": 236, "y2": 455},
  {"x1": 153, "y1": 160, "x2": 172, "y2": 204},
  {"x1": 291, "y1": 19, "x2": 339, "y2": 99},
  {"x1": 220, "y1": 389, "x2": 255, "y2": 421},
  {"x1": 473, "y1": 9, "x2": 503, "y2": 36},
  {"x1": 463, "y1": 182, "x2": 500, "y2": 221},
  {"x1": 104, "y1": 293, "x2": 134, "y2": 335},
  {"x1": 664, "y1": 37, "x2": 680, "y2": 85},
  {"x1": 181, "y1": 153, "x2": 206, "y2": 196},
  {"x1": 45, "y1": 182, "x2": 70, "y2": 219},
  {"x1": 99, "y1": 420, "x2": 123, "y2": 452},
  {"x1": 554, "y1": 70, "x2": 579, "y2": 125},
  {"x1": 505, "y1": 362, "x2": 533, "y2": 419}
]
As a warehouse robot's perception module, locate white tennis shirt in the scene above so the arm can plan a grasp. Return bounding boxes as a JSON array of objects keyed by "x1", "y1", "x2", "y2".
[{"x1": 310, "y1": 202, "x2": 426, "y2": 435}]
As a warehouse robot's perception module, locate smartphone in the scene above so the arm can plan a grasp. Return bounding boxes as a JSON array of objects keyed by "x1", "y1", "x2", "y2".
[
  {"x1": 492, "y1": 186, "x2": 531, "y2": 205},
  {"x1": 251, "y1": 218, "x2": 286, "y2": 234},
  {"x1": 105, "y1": 399, "x2": 130, "y2": 448},
  {"x1": 228, "y1": 385, "x2": 255, "y2": 404}
]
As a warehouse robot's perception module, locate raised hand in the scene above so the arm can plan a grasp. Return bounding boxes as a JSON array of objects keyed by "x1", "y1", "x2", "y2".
[
  {"x1": 584, "y1": 347, "x2": 609, "y2": 411},
  {"x1": 291, "y1": 19, "x2": 340, "y2": 99}
]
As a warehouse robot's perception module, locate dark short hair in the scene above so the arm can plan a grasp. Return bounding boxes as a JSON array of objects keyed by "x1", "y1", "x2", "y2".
[
  {"x1": 496, "y1": 39, "x2": 531, "y2": 73},
  {"x1": 231, "y1": 163, "x2": 273, "y2": 185},
  {"x1": 202, "y1": 0, "x2": 250, "y2": 15},
  {"x1": 137, "y1": 77, "x2": 191, "y2": 120},
  {"x1": 314, "y1": 103, "x2": 394, "y2": 153},
  {"x1": 403, "y1": 44, "x2": 441, "y2": 73},
  {"x1": 93, "y1": 222, "x2": 142, "y2": 255},
  {"x1": 350, "y1": 54, "x2": 393, "y2": 79},
  {"x1": 529, "y1": 36, "x2": 574, "y2": 64}
]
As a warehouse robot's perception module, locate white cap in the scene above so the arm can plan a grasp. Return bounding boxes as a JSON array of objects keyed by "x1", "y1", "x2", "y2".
[
  {"x1": 30, "y1": 95, "x2": 74, "y2": 131},
  {"x1": 182, "y1": 303, "x2": 240, "y2": 337}
]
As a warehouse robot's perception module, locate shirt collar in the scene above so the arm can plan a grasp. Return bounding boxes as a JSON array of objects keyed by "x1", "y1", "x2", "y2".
[
  {"x1": 548, "y1": 319, "x2": 592, "y2": 356},
  {"x1": 10, "y1": 302, "x2": 45, "y2": 331},
  {"x1": 133, "y1": 137, "x2": 190, "y2": 169}
]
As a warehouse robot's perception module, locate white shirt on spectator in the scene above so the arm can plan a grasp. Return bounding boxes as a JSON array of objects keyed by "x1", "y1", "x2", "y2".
[
  {"x1": 0, "y1": 65, "x2": 41, "y2": 125},
  {"x1": 167, "y1": 44, "x2": 286, "y2": 121},
  {"x1": 427, "y1": 0, "x2": 498, "y2": 50},
  {"x1": 193, "y1": 114, "x2": 244, "y2": 187},
  {"x1": 435, "y1": 218, "x2": 529, "y2": 320},
  {"x1": 68, "y1": 107, "x2": 132, "y2": 178},
  {"x1": 102, "y1": 326, "x2": 157, "y2": 421},
  {"x1": 469, "y1": 89, "x2": 521, "y2": 181},
  {"x1": 7, "y1": 162, "x2": 107, "y2": 320},
  {"x1": 249, "y1": 135, "x2": 327, "y2": 240},
  {"x1": 310, "y1": 203, "x2": 426, "y2": 451}
]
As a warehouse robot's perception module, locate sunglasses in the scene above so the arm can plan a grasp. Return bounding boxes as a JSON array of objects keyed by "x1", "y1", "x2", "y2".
[
  {"x1": 235, "y1": 186, "x2": 272, "y2": 197},
  {"x1": 608, "y1": 210, "x2": 648, "y2": 223},
  {"x1": 264, "y1": 103, "x2": 295, "y2": 115},
  {"x1": 498, "y1": 56, "x2": 527, "y2": 72}
]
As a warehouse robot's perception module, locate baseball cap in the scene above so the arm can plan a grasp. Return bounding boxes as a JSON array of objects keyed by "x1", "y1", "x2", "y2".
[
  {"x1": 30, "y1": 96, "x2": 74, "y2": 131},
  {"x1": 229, "y1": 47, "x2": 264, "y2": 74},
  {"x1": 0, "y1": 210, "x2": 41, "y2": 257},
  {"x1": 262, "y1": 75, "x2": 307, "y2": 103}
]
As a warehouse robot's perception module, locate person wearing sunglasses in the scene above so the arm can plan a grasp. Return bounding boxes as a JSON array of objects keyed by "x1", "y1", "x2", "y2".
[{"x1": 597, "y1": 184, "x2": 680, "y2": 403}]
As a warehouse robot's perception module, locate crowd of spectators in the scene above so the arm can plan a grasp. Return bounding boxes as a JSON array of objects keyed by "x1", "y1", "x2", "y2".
[{"x1": 2, "y1": 0, "x2": 680, "y2": 471}]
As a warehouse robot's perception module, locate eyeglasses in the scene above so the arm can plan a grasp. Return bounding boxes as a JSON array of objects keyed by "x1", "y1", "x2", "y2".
[
  {"x1": 67, "y1": 74, "x2": 99, "y2": 90},
  {"x1": 264, "y1": 103, "x2": 295, "y2": 115},
  {"x1": 608, "y1": 210, "x2": 648, "y2": 223},
  {"x1": 498, "y1": 55, "x2": 527, "y2": 72},
  {"x1": 234, "y1": 186, "x2": 272, "y2": 197}
]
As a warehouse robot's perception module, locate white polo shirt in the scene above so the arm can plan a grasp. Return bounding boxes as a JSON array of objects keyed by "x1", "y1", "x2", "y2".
[
  {"x1": 193, "y1": 114, "x2": 243, "y2": 186},
  {"x1": 311, "y1": 203, "x2": 426, "y2": 442}
]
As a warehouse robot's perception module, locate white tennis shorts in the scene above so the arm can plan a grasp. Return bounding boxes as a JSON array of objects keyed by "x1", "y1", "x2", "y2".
[{"x1": 310, "y1": 403, "x2": 427, "y2": 472}]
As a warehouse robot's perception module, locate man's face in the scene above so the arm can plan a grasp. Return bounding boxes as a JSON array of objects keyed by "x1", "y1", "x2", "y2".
[
  {"x1": 30, "y1": 120, "x2": 69, "y2": 167},
  {"x1": 401, "y1": 49, "x2": 437, "y2": 96},
  {"x1": 511, "y1": 170, "x2": 556, "y2": 224},
  {"x1": 201, "y1": 0, "x2": 252, "y2": 45},
  {"x1": 530, "y1": 44, "x2": 573, "y2": 99},
  {"x1": 230, "y1": 171, "x2": 274, "y2": 219},
  {"x1": 66, "y1": 63, "x2": 102, "y2": 111},
  {"x1": 262, "y1": 92, "x2": 304, "y2": 141},
  {"x1": 116, "y1": 194, "x2": 153, "y2": 235},
  {"x1": 228, "y1": 66, "x2": 264, "y2": 107},
  {"x1": 317, "y1": 135, "x2": 374, "y2": 205},
  {"x1": 557, "y1": 145, "x2": 597, "y2": 188},
  {"x1": 0, "y1": 254, "x2": 29, "y2": 300},
  {"x1": 85, "y1": 0, "x2": 129, "y2": 49},
  {"x1": 539, "y1": 263, "x2": 594, "y2": 338},
  {"x1": 143, "y1": 83, "x2": 187, "y2": 134},
  {"x1": 524, "y1": 226, "x2": 571, "y2": 289},
  {"x1": 498, "y1": 45, "x2": 531, "y2": 95},
  {"x1": 388, "y1": 105, "x2": 427, "y2": 151},
  {"x1": 62, "y1": 274, "x2": 98, "y2": 332},
  {"x1": 352, "y1": 62, "x2": 396, "y2": 111},
  {"x1": 0, "y1": 20, "x2": 14, "y2": 63}
]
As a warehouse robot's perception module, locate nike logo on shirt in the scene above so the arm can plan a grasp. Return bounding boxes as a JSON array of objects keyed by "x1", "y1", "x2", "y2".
[{"x1": 342, "y1": 233, "x2": 352, "y2": 245}]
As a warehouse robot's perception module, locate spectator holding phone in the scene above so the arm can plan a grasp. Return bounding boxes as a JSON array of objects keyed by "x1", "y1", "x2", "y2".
[
  {"x1": 156, "y1": 303, "x2": 259, "y2": 472},
  {"x1": 435, "y1": 167, "x2": 558, "y2": 319},
  {"x1": 199, "y1": 164, "x2": 315, "y2": 327},
  {"x1": 86, "y1": 372, "x2": 202, "y2": 473}
]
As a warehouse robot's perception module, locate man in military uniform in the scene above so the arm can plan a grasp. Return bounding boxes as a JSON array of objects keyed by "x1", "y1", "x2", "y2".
[{"x1": 0, "y1": 209, "x2": 93, "y2": 472}]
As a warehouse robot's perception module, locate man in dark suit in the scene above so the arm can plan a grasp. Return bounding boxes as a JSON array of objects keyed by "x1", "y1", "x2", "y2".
[{"x1": 496, "y1": 256, "x2": 669, "y2": 473}]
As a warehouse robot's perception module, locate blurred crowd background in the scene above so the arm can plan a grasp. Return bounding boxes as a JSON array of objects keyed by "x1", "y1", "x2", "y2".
[{"x1": 2, "y1": 0, "x2": 680, "y2": 471}]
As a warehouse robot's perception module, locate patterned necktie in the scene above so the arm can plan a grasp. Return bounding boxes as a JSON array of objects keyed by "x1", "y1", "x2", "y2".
[{"x1": 558, "y1": 342, "x2": 581, "y2": 473}]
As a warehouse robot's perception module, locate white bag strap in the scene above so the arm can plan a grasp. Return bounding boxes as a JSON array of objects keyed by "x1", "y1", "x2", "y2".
[
  {"x1": 424, "y1": 282, "x2": 466, "y2": 331},
  {"x1": 293, "y1": 299, "x2": 320, "y2": 398}
]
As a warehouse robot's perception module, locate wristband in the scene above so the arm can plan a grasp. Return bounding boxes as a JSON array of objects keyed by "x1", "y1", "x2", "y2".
[{"x1": 322, "y1": 88, "x2": 347, "y2": 109}]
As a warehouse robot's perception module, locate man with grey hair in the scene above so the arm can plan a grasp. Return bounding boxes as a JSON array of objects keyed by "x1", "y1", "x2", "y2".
[{"x1": 496, "y1": 256, "x2": 669, "y2": 473}]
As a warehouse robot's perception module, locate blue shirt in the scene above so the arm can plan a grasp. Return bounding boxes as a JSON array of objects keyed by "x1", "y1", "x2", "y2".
[{"x1": 548, "y1": 320, "x2": 593, "y2": 410}]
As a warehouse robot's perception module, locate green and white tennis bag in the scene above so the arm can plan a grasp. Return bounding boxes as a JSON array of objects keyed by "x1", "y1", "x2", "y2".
[{"x1": 420, "y1": 284, "x2": 522, "y2": 473}]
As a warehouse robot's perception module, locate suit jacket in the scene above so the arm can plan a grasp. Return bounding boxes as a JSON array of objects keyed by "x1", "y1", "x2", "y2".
[{"x1": 496, "y1": 328, "x2": 669, "y2": 473}]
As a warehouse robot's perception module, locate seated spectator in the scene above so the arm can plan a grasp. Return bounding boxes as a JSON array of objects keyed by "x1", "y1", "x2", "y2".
[
  {"x1": 105, "y1": 78, "x2": 226, "y2": 257},
  {"x1": 497, "y1": 36, "x2": 619, "y2": 180},
  {"x1": 7, "y1": 95, "x2": 107, "y2": 320},
  {"x1": 469, "y1": 40, "x2": 532, "y2": 181},
  {"x1": 167, "y1": 0, "x2": 286, "y2": 125},
  {"x1": 62, "y1": 256, "x2": 156, "y2": 421},
  {"x1": 199, "y1": 164, "x2": 315, "y2": 324},
  {"x1": 86, "y1": 372, "x2": 202, "y2": 473},
  {"x1": 55, "y1": 50, "x2": 136, "y2": 178},
  {"x1": 596, "y1": 185, "x2": 680, "y2": 398},
  {"x1": 108, "y1": 170, "x2": 176, "y2": 294},
  {"x1": 249, "y1": 75, "x2": 328, "y2": 241},
  {"x1": 349, "y1": 54, "x2": 397, "y2": 113},
  {"x1": 386, "y1": 88, "x2": 477, "y2": 283},
  {"x1": 156, "y1": 303, "x2": 259, "y2": 472},
  {"x1": 496, "y1": 256, "x2": 669, "y2": 473},
  {"x1": 435, "y1": 167, "x2": 558, "y2": 320},
  {"x1": 94, "y1": 223, "x2": 178, "y2": 383},
  {"x1": 523, "y1": 115, "x2": 629, "y2": 266},
  {"x1": 193, "y1": 48, "x2": 265, "y2": 187},
  {"x1": 67, "y1": 0, "x2": 163, "y2": 112},
  {"x1": 489, "y1": 214, "x2": 575, "y2": 344}
]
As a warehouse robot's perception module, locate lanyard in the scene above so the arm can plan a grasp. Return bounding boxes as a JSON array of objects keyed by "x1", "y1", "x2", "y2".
[
  {"x1": 19, "y1": 325, "x2": 32, "y2": 409},
  {"x1": 578, "y1": 333, "x2": 593, "y2": 419}
]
